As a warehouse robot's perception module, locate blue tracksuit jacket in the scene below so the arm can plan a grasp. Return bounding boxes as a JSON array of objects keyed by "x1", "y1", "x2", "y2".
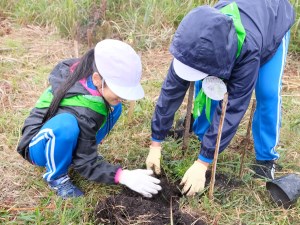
[{"x1": 151, "y1": 0, "x2": 295, "y2": 160}]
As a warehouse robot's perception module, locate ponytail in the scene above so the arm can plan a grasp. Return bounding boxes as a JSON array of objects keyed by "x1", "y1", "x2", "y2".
[
  {"x1": 43, "y1": 49, "x2": 95, "y2": 123},
  {"x1": 42, "y1": 49, "x2": 113, "y2": 135}
]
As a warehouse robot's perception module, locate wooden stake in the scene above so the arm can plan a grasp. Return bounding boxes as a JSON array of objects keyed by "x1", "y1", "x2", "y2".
[
  {"x1": 74, "y1": 40, "x2": 79, "y2": 58},
  {"x1": 209, "y1": 92, "x2": 228, "y2": 199},
  {"x1": 100, "y1": 0, "x2": 107, "y2": 19},
  {"x1": 87, "y1": 28, "x2": 93, "y2": 49},
  {"x1": 127, "y1": 101, "x2": 136, "y2": 123},
  {"x1": 74, "y1": 21, "x2": 79, "y2": 58},
  {"x1": 170, "y1": 197, "x2": 174, "y2": 225},
  {"x1": 182, "y1": 82, "x2": 195, "y2": 152},
  {"x1": 239, "y1": 99, "x2": 256, "y2": 178}
]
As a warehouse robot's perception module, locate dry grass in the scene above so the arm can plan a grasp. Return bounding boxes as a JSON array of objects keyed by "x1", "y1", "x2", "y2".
[
  {"x1": 283, "y1": 54, "x2": 300, "y2": 92},
  {"x1": 1, "y1": 19, "x2": 300, "y2": 224},
  {"x1": 0, "y1": 20, "x2": 173, "y2": 212},
  {"x1": 0, "y1": 23, "x2": 75, "y2": 211}
]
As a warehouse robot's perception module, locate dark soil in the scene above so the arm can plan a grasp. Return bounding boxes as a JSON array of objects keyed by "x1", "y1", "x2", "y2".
[
  {"x1": 95, "y1": 176, "x2": 205, "y2": 225},
  {"x1": 95, "y1": 172, "x2": 242, "y2": 225},
  {"x1": 205, "y1": 170, "x2": 243, "y2": 190}
]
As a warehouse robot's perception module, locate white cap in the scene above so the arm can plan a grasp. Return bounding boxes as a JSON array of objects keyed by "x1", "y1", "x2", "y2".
[
  {"x1": 202, "y1": 76, "x2": 227, "y2": 100},
  {"x1": 94, "y1": 39, "x2": 144, "y2": 100},
  {"x1": 173, "y1": 58, "x2": 209, "y2": 81}
]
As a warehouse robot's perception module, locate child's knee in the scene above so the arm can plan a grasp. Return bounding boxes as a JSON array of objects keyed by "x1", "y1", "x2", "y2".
[{"x1": 52, "y1": 113, "x2": 80, "y2": 142}]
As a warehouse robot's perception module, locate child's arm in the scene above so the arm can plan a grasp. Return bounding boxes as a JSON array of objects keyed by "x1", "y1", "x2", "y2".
[{"x1": 71, "y1": 112, "x2": 121, "y2": 184}]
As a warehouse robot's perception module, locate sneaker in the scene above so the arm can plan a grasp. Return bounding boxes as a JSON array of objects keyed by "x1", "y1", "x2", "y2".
[
  {"x1": 253, "y1": 160, "x2": 276, "y2": 180},
  {"x1": 48, "y1": 175, "x2": 84, "y2": 199}
]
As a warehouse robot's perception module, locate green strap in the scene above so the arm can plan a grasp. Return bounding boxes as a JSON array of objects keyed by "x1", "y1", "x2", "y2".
[
  {"x1": 220, "y1": 2, "x2": 246, "y2": 58},
  {"x1": 205, "y1": 95, "x2": 211, "y2": 122},
  {"x1": 193, "y1": 89, "x2": 212, "y2": 123},
  {"x1": 35, "y1": 87, "x2": 108, "y2": 117},
  {"x1": 193, "y1": 3, "x2": 245, "y2": 122}
]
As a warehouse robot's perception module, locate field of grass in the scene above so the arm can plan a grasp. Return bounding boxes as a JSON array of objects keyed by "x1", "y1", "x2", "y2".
[
  {"x1": 1, "y1": 0, "x2": 299, "y2": 52},
  {"x1": 0, "y1": 1, "x2": 300, "y2": 224}
]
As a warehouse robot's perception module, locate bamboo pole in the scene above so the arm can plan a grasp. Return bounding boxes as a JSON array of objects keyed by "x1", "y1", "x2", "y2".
[
  {"x1": 170, "y1": 197, "x2": 174, "y2": 225},
  {"x1": 182, "y1": 82, "x2": 195, "y2": 152},
  {"x1": 239, "y1": 99, "x2": 256, "y2": 178},
  {"x1": 87, "y1": 28, "x2": 93, "y2": 49},
  {"x1": 209, "y1": 92, "x2": 228, "y2": 199},
  {"x1": 74, "y1": 40, "x2": 79, "y2": 58},
  {"x1": 74, "y1": 21, "x2": 79, "y2": 58},
  {"x1": 127, "y1": 101, "x2": 136, "y2": 123}
]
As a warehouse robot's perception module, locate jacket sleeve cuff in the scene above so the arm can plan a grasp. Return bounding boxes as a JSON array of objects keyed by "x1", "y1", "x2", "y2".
[
  {"x1": 151, "y1": 137, "x2": 164, "y2": 142},
  {"x1": 114, "y1": 168, "x2": 123, "y2": 184},
  {"x1": 198, "y1": 154, "x2": 213, "y2": 163}
]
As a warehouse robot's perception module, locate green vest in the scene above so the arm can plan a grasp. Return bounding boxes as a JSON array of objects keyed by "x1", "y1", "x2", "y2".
[
  {"x1": 35, "y1": 87, "x2": 108, "y2": 120},
  {"x1": 193, "y1": 2, "x2": 246, "y2": 122},
  {"x1": 220, "y1": 2, "x2": 246, "y2": 58}
]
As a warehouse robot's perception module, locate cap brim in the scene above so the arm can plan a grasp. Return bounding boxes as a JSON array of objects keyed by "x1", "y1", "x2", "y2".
[
  {"x1": 105, "y1": 80, "x2": 144, "y2": 101},
  {"x1": 173, "y1": 58, "x2": 209, "y2": 81}
]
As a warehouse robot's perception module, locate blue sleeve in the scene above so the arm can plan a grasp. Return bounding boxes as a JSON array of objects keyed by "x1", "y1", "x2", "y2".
[
  {"x1": 151, "y1": 60, "x2": 190, "y2": 141},
  {"x1": 198, "y1": 154, "x2": 213, "y2": 163},
  {"x1": 200, "y1": 36, "x2": 261, "y2": 160}
]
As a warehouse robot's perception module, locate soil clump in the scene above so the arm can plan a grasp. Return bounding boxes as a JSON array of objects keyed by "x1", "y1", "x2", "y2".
[
  {"x1": 95, "y1": 171, "x2": 242, "y2": 224},
  {"x1": 95, "y1": 176, "x2": 205, "y2": 225}
]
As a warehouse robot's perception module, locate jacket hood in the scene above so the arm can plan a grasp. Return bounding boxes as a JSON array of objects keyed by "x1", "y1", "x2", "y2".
[
  {"x1": 49, "y1": 59, "x2": 89, "y2": 97},
  {"x1": 170, "y1": 6, "x2": 238, "y2": 79}
]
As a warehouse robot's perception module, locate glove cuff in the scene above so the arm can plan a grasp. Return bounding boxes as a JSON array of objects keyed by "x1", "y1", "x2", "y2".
[
  {"x1": 118, "y1": 169, "x2": 130, "y2": 185},
  {"x1": 149, "y1": 146, "x2": 161, "y2": 158},
  {"x1": 194, "y1": 160, "x2": 208, "y2": 171},
  {"x1": 149, "y1": 146, "x2": 162, "y2": 151},
  {"x1": 114, "y1": 168, "x2": 123, "y2": 184}
]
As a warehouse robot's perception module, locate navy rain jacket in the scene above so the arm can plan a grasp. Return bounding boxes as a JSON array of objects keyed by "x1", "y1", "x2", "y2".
[{"x1": 151, "y1": 0, "x2": 295, "y2": 160}]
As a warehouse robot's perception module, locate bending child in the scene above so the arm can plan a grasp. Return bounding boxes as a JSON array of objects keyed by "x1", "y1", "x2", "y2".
[
  {"x1": 17, "y1": 39, "x2": 161, "y2": 199},
  {"x1": 146, "y1": 0, "x2": 295, "y2": 196}
]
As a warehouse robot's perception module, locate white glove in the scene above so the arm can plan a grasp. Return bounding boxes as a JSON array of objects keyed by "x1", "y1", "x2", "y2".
[
  {"x1": 146, "y1": 146, "x2": 161, "y2": 175},
  {"x1": 180, "y1": 161, "x2": 207, "y2": 196},
  {"x1": 119, "y1": 169, "x2": 162, "y2": 198}
]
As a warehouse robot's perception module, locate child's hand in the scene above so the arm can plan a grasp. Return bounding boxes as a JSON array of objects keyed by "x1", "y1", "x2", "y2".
[{"x1": 119, "y1": 169, "x2": 161, "y2": 198}]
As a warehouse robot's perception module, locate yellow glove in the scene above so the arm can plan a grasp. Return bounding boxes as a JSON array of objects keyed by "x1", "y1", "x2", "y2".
[
  {"x1": 146, "y1": 146, "x2": 161, "y2": 175},
  {"x1": 180, "y1": 161, "x2": 208, "y2": 196}
]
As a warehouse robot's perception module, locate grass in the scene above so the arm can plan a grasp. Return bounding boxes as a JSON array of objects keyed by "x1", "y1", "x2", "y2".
[
  {"x1": 1, "y1": 0, "x2": 299, "y2": 52},
  {"x1": 0, "y1": 2, "x2": 300, "y2": 225}
]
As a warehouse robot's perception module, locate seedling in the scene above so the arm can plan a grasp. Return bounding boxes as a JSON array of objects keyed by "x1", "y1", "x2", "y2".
[{"x1": 209, "y1": 93, "x2": 228, "y2": 199}]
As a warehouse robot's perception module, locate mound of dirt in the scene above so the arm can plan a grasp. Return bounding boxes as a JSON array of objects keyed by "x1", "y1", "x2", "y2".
[
  {"x1": 205, "y1": 170, "x2": 243, "y2": 191},
  {"x1": 95, "y1": 176, "x2": 205, "y2": 225},
  {"x1": 94, "y1": 171, "x2": 242, "y2": 224}
]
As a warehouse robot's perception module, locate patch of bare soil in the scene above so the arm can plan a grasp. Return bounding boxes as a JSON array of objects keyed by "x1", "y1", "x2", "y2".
[
  {"x1": 205, "y1": 170, "x2": 243, "y2": 191},
  {"x1": 95, "y1": 176, "x2": 206, "y2": 225},
  {"x1": 95, "y1": 172, "x2": 242, "y2": 225}
]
